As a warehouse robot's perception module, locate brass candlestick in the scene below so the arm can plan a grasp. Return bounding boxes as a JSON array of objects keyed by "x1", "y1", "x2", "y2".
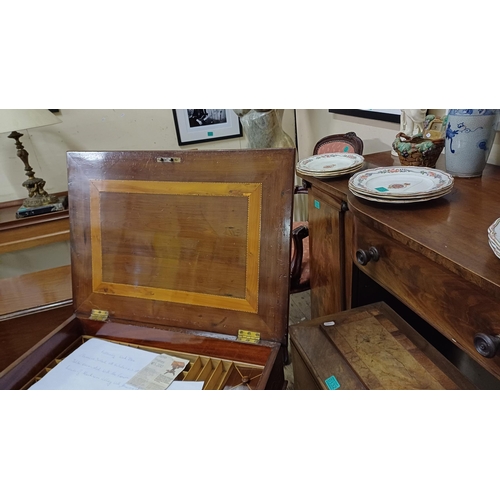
[{"x1": 8, "y1": 131, "x2": 59, "y2": 208}]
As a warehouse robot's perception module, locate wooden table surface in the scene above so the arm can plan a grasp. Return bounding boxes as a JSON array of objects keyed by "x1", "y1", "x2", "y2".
[
  {"x1": 300, "y1": 151, "x2": 500, "y2": 380},
  {"x1": 301, "y1": 152, "x2": 500, "y2": 299},
  {"x1": 348, "y1": 152, "x2": 500, "y2": 300}
]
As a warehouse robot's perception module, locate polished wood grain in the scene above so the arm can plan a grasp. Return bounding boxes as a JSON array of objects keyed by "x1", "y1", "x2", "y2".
[
  {"x1": 350, "y1": 179, "x2": 500, "y2": 380},
  {"x1": 68, "y1": 149, "x2": 295, "y2": 343},
  {"x1": 0, "y1": 197, "x2": 69, "y2": 254},
  {"x1": 299, "y1": 166, "x2": 351, "y2": 318},
  {"x1": 349, "y1": 153, "x2": 500, "y2": 300},
  {"x1": 349, "y1": 154, "x2": 500, "y2": 378},
  {"x1": 307, "y1": 185, "x2": 346, "y2": 317},
  {"x1": 89, "y1": 180, "x2": 262, "y2": 312},
  {"x1": 0, "y1": 218, "x2": 69, "y2": 254},
  {"x1": 0, "y1": 265, "x2": 72, "y2": 316},
  {"x1": 0, "y1": 314, "x2": 81, "y2": 390},
  {"x1": 290, "y1": 326, "x2": 366, "y2": 390},
  {"x1": 303, "y1": 150, "x2": 500, "y2": 382},
  {"x1": 0, "y1": 150, "x2": 295, "y2": 390},
  {"x1": 290, "y1": 303, "x2": 475, "y2": 390},
  {"x1": 0, "y1": 304, "x2": 74, "y2": 372}
]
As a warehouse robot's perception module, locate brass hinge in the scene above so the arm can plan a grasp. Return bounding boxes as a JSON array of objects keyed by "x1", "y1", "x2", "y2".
[
  {"x1": 89, "y1": 309, "x2": 109, "y2": 322},
  {"x1": 237, "y1": 329, "x2": 261, "y2": 344}
]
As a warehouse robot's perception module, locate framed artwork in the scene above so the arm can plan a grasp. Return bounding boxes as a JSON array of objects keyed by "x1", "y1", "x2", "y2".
[
  {"x1": 329, "y1": 109, "x2": 401, "y2": 123},
  {"x1": 173, "y1": 109, "x2": 243, "y2": 146}
]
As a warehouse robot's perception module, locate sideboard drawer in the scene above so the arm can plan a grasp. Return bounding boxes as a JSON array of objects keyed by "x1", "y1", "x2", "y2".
[{"x1": 351, "y1": 216, "x2": 500, "y2": 379}]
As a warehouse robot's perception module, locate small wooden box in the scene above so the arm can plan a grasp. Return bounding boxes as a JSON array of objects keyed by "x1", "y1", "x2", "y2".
[
  {"x1": 290, "y1": 302, "x2": 476, "y2": 390},
  {"x1": 0, "y1": 149, "x2": 296, "y2": 390}
]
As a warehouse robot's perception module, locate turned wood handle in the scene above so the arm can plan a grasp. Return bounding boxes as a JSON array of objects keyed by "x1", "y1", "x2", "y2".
[
  {"x1": 474, "y1": 333, "x2": 500, "y2": 358},
  {"x1": 356, "y1": 246, "x2": 380, "y2": 266}
]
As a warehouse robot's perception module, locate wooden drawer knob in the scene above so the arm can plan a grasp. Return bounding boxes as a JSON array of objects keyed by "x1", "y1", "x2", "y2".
[
  {"x1": 356, "y1": 246, "x2": 380, "y2": 266},
  {"x1": 474, "y1": 333, "x2": 500, "y2": 358}
]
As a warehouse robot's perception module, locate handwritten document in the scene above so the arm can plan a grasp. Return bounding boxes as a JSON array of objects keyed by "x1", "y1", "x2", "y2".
[{"x1": 29, "y1": 338, "x2": 188, "y2": 390}]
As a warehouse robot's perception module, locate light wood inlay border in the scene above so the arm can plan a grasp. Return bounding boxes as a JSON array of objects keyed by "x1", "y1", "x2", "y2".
[{"x1": 89, "y1": 180, "x2": 262, "y2": 312}]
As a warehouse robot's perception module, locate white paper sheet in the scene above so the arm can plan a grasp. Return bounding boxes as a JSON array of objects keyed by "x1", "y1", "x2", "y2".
[
  {"x1": 29, "y1": 338, "x2": 161, "y2": 390},
  {"x1": 167, "y1": 381, "x2": 204, "y2": 390}
]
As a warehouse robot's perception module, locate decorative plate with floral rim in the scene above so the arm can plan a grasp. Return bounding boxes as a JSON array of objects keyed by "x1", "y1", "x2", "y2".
[
  {"x1": 297, "y1": 163, "x2": 364, "y2": 178},
  {"x1": 297, "y1": 153, "x2": 364, "y2": 173},
  {"x1": 349, "y1": 166, "x2": 454, "y2": 197},
  {"x1": 350, "y1": 188, "x2": 454, "y2": 204}
]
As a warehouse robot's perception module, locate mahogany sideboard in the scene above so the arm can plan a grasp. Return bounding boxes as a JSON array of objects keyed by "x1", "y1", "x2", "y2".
[{"x1": 299, "y1": 151, "x2": 500, "y2": 383}]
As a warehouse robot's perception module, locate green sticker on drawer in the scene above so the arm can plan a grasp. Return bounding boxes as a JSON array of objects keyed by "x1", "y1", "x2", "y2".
[
  {"x1": 325, "y1": 375, "x2": 340, "y2": 390},
  {"x1": 314, "y1": 200, "x2": 320, "y2": 209}
]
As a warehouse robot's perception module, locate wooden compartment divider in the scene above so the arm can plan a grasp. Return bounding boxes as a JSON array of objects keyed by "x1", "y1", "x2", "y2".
[{"x1": 22, "y1": 336, "x2": 264, "y2": 390}]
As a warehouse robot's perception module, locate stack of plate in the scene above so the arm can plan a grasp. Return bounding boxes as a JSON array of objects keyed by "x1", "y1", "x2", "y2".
[
  {"x1": 297, "y1": 153, "x2": 364, "y2": 179},
  {"x1": 349, "y1": 166, "x2": 454, "y2": 204},
  {"x1": 488, "y1": 218, "x2": 500, "y2": 259}
]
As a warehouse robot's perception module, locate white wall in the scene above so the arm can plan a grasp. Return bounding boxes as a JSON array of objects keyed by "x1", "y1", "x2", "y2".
[
  {"x1": 0, "y1": 109, "x2": 297, "y2": 203},
  {"x1": 3, "y1": 108, "x2": 499, "y2": 204},
  {"x1": 295, "y1": 109, "x2": 500, "y2": 164}
]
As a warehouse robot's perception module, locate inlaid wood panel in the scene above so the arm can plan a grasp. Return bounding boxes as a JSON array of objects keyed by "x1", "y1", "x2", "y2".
[
  {"x1": 291, "y1": 303, "x2": 475, "y2": 390},
  {"x1": 67, "y1": 149, "x2": 295, "y2": 343},
  {"x1": 89, "y1": 180, "x2": 262, "y2": 312}
]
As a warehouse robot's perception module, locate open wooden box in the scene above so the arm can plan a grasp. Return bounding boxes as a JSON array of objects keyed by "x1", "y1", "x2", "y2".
[{"x1": 0, "y1": 149, "x2": 296, "y2": 390}]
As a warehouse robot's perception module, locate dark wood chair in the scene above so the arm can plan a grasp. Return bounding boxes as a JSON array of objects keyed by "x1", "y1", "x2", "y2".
[{"x1": 290, "y1": 132, "x2": 363, "y2": 294}]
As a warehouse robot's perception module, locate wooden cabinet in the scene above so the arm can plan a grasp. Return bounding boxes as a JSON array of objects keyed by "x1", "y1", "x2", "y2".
[
  {"x1": 301, "y1": 152, "x2": 500, "y2": 385},
  {"x1": 299, "y1": 173, "x2": 354, "y2": 318},
  {"x1": 348, "y1": 159, "x2": 500, "y2": 381},
  {"x1": 308, "y1": 185, "x2": 347, "y2": 317}
]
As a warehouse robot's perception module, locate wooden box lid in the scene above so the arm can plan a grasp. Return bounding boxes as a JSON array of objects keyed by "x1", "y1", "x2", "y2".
[{"x1": 67, "y1": 149, "x2": 295, "y2": 343}]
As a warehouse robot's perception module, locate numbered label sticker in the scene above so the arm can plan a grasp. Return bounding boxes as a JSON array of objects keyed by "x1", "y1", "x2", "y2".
[{"x1": 325, "y1": 375, "x2": 340, "y2": 390}]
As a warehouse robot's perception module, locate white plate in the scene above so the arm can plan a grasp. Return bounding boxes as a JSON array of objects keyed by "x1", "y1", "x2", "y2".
[
  {"x1": 488, "y1": 218, "x2": 500, "y2": 244},
  {"x1": 349, "y1": 166, "x2": 454, "y2": 197},
  {"x1": 350, "y1": 188, "x2": 452, "y2": 204},
  {"x1": 488, "y1": 231, "x2": 500, "y2": 253},
  {"x1": 489, "y1": 239, "x2": 500, "y2": 259},
  {"x1": 297, "y1": 163, "x2": 364, "y2": 179},
  {"x1": 298, "y1": 153, "x2": 364, "y2": 173},
  {"x1": 349, "y1": 185, "x2": 453, "y2": 201}
]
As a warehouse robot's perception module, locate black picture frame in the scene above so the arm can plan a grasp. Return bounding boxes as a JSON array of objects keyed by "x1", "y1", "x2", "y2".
[
  {"x1": 173, "y1": 109, "x2": 243, "y2": 146},
  {"x1": 329, "y1": 109, "x2": 401, "y2": 124}
]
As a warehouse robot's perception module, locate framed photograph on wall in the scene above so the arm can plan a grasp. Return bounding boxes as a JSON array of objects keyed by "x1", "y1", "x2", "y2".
[
  {"x1": 173, "y1": 109, "x2": 243, "y2": 146},
  {"x1": 329, "y1": 109, "x2": 401, "y2": 123}
]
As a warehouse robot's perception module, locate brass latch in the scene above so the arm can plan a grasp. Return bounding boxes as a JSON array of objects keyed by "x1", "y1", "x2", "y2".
[
  {"x1": 89, "y1": 309, "x2": 109, "y2": 321},
  {"x1": 237, "y1": 329, "x2": 261, "y2": 344}
]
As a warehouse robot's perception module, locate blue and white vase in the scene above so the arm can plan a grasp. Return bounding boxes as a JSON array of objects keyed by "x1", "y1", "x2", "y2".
[{"x1": 445, "y1": 109, "x2": 498, "y2": 177}]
